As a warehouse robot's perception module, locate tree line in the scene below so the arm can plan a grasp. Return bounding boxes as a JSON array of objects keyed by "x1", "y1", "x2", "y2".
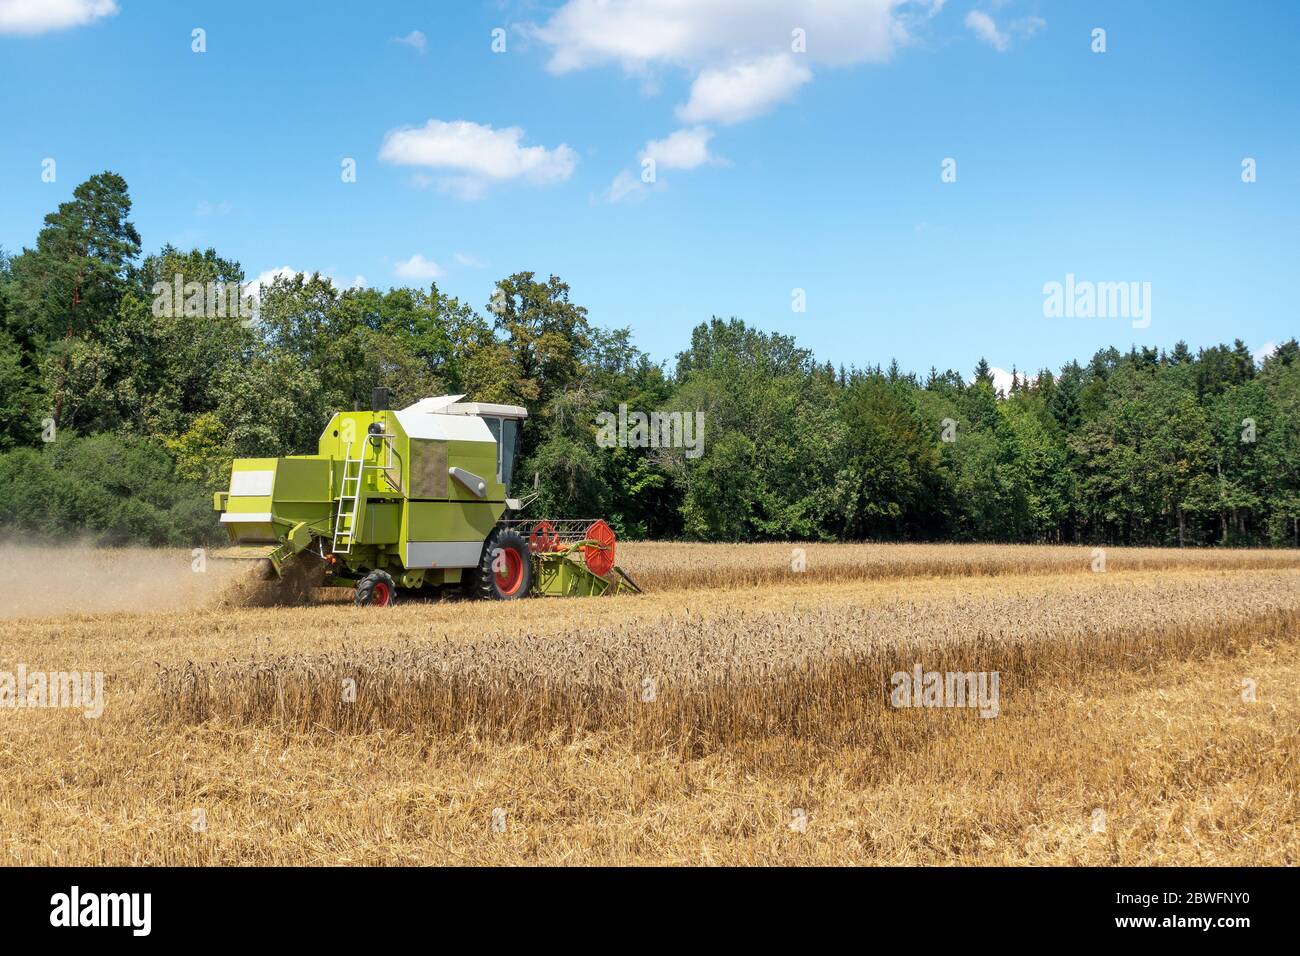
[{"x1": 2, "y1": 172, "x2": 1297, "y2": 547}]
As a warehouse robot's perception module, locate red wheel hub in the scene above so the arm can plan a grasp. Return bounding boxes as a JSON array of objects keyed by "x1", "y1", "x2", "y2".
[
  {"x1": 371, "y1": 582, "x2": 391, "y2": 607},
  {"x1": 495, "y1": 546, "x2": 525, "y2": 595},
  {"x1": 582, "y1": 520, "x2": 616, "y2": 577}
]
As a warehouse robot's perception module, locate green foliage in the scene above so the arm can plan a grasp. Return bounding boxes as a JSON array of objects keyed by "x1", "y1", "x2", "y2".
[
  {"x1": 163, "y1": 412, "x2": 231, "y2": 489},
  {"x1": 1, "y1": 173, "x2": 1297, "y2": 548},
  {"x1": 671, "y1": 319, "x2": 842, "y2": 540},
  {"x1": 0, "y1": 329, "x2": 42, "y2": 451},
  {"x1": 490, "y1": 272, "x2": 591, "y2": 409},
  {"x1": 0, "y1": 433, "x2": 218, "y2": 546},
  {"x1": 832, "y1": 376, "x2": 940, "y2": 539},
  {"x1": 9, "y1": 172, "x2": 142, "y2": 428}
]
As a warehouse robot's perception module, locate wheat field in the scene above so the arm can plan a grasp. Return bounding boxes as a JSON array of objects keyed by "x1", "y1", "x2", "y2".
[{"x1": 0, "y1": 542, "x2": 1296, "y2": 865}]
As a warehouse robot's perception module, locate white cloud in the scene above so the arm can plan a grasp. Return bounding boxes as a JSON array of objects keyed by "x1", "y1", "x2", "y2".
[
  {"x1": 243, "y1": 267, "x2": 299, "y2": 299},
  {"x1": 677, "y1": 54, "x2": 811, "y2": 125},
  {"x1": 394, "y1": 30, "x2": 427, "y2": 54},
  {"x1": 970, "y1": 366, "x2": 1022, "y2": 396},
  {"x1": 0, "y1": 0, "x2": 117, "y2": 35},
  {"x1": 237, "y1": 267, "x2": 298, "y2": 322},
  {"x1": 988, "y1": 366, "x2": 1015, "y2": 395},
  {"x1": 242, "y1": 268, "x2": 365, "y2": 307},
  {"x1": 965, "y1": 11, "x2": 1009, "y2": 52},
  {"x1": 393, "y1": 254, "x2": 444, "y2": 281},
  {"x1": 605, "y1": 127, "x2": 715, "y2": 203},
  {"x1": 534, "y1": 0, "x2": 914, "y2": 74},
  {"x1": 531, "y1": 2, "x2": 930, "y2": 144},
  {"x1": 534, "y1": 0, "x2": 936, "y2": 208},
  {"x1": 603, "y1": 168, "x2": 652, "y2": 204},
  {"x1": 640, "y1": 126, "x2": 716, "y2": 170},
  {"x1": 379, "y1": 119, "x2": 578, "y2": 199},
  {"x1": 453, "y1": 252, "x2": 487, "y2": 269},
  {"x1": 1252, "y1": 341, "x2": 1277, "y2": 366}
]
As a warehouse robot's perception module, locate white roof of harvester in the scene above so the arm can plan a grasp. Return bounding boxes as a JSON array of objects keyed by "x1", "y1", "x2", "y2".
[
  {"x1": 393, "y1": 395, "x2": 528, "y2": 442},
  {"x1": 445, "y1": 401, "x2": 528, "y2": 419}
]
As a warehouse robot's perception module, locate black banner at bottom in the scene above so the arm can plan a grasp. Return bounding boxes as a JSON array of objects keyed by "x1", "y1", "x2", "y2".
[{"x1": 0, "y1": 866, "x2": 1283, "y2": 942}]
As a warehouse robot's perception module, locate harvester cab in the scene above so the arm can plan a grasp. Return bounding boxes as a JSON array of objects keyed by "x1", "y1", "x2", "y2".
[{"x1": 213, "y1": 393, "x2": 641, "y2": 605}]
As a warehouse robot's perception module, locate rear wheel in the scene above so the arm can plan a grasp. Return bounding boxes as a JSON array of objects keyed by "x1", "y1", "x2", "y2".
[
  {"x1": 472, "y1": 530, "x2": 533, "y2": 600},
  {"x1": 355, "y1": 569, "x2": 396, "y2": 607}
]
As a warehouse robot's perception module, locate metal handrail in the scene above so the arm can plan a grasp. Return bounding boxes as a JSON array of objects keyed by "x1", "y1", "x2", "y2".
[{"x1": 365, "y1": 429, "x2": 403, "y2": 493}]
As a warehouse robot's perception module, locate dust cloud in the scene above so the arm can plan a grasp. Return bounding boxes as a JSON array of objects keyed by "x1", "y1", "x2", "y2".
[{"x1": 0, "y1": 544, "x2": 272, "y2": 620}]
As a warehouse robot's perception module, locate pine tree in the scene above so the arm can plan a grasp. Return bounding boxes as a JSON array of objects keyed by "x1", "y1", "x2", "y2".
[{"x1": 11, "y1": 172, "x2": 141, "y2": 423}]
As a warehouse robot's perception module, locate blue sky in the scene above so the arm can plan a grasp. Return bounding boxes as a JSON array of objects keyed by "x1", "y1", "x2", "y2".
[{"x1": 2, "y1": 0, "x2": 1297, "y2": 387}]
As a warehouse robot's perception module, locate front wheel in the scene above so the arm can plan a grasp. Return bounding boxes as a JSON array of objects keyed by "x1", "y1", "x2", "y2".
[
  {"x1": 472, "y1": 530, "x2": 533, "y2": 600},
  {"x1": 355, "y1": 569, "x2": 396, "y2": 607}
]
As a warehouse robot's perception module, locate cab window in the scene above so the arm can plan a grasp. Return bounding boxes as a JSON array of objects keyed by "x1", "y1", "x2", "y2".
[{"x1": 483, "y1": 417, "x2": 503, "y2": 480}]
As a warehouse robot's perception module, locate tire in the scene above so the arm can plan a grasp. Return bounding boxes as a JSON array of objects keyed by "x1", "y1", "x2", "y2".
[
  {"x1": 355, "y1": 569, "x2": 396, "y2": 607},
  {"x1": 471, "y1": 530, "x2": 533, "y2": 600}
]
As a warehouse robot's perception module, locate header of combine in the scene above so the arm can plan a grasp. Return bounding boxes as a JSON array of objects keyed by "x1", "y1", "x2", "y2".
[{"x1": 213, "y1": 391, "x2": 640, "y2": 605}]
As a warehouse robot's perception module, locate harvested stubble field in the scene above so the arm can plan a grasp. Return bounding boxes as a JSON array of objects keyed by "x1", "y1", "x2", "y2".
[{"x1": 0, "y1": 542, "x2": 1296, "y2": 865}]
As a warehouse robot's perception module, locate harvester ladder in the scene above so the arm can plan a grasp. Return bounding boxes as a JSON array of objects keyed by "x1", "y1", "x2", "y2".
[{"x1": 332, "y1": 442, "x2": 365, "y2": 554}]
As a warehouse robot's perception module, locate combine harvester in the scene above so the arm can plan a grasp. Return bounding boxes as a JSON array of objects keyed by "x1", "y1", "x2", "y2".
[{"x1": 213, "y1": 390, "x2": 641, "y2": 605}]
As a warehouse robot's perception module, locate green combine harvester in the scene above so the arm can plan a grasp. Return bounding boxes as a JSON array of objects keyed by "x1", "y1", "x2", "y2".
[{"x1": 213, "y1": 390, "x2": 641, "y2": 605}]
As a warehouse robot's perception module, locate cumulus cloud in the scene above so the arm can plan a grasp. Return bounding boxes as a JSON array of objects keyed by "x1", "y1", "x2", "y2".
[
  {"x1": 1252, "y1": 341, "x2": 1278, "y2": 366},
  {"x1": 605, "y1": 127, "x2": 716, "y2": 203},
  {"x1": 964, "y1": 10, "x2": 1009, "y2": 52},
  {"x1": 453, "y1": 252, "x2": 487, "y2": 269},
  {"x1": 640, "y1": 126, "x2": 716, "y2": 170},
  {"x1": 379, "y1": 119, "x2": 578, "y2": 199},
  {"x1": 677, "y1": 54, "x2": 812, "y2": 125},
  {"x1": 965, "y1": 10, "x2": 1045, "y2": 52},
  {"x1": 393, "y1": 30, "x2": 427, "y2": 53},
  {"x1": 533, "y1": 1, "x2": 965, "y2": 202},
  {"x1": 242, "y1": 267, "x2": 300, "y2": 299},
  {"x1": 215, "y1": 268, "x2": 288, "y2": 325},
  {"x1": 242, "y1": 268, "x2": 364, "y2": 305},
  {"x1": 973, "y1": 366, "x2": 1018, "y2": 396},
  {"x1": 534, "y1": 1, "x2": 926, "y2": 206},
  {"x1": 0, "y1": 0, "x2": 117, "y2": 35},
  {"x1": 393, "y1": 254, "x2": 444, "y2": 281},
  {"x1": 533, "y1": 0, "x2": 914, "y2": 74},
  {"x1": 603, "y1": 168, "x2": 652, "y2": 204}
]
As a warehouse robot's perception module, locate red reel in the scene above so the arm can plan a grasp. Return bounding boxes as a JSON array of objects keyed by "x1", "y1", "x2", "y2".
[
  {"x1": 582, "y1": 519, "x2": 616, "y2": 577},
  {"x1": 528, "y1": 520, "x2": 562, "y2": 553}
]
